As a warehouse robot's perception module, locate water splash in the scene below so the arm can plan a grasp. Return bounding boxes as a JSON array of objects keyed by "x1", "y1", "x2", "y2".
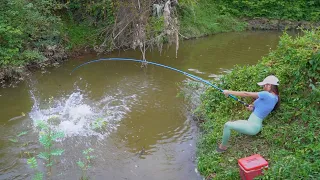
[{"x1": 29, "y1": 90, "x2": 135, "y2": 139}]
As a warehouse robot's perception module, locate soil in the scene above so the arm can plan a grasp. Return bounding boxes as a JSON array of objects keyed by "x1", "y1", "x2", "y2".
[{"x1": 244, "y1": 18, "x2": 320, "y2": 30}]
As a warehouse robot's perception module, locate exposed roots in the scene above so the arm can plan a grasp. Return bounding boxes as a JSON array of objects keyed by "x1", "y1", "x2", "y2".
[{"x1": 100, "y1": 0, "x2": 180, "y2": 60}]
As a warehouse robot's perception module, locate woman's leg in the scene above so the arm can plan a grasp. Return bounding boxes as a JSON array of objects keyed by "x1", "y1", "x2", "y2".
[{"x1": 221, "y1": 120, "x2": 261, "y2": 147}]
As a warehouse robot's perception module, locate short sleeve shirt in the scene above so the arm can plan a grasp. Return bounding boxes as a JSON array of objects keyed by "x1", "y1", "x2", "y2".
[{"x1": 253, "y1": 91, "x2": 278, "y2": 119}]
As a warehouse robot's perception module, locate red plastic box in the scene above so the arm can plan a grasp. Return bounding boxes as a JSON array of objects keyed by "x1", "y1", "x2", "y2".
[{"x1": 238, "y1": 154, "x2": 268, "y2": 180}]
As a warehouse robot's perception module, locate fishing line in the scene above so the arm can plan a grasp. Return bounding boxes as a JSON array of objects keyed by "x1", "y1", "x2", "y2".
[{"x1": 70, "y1": 58, "x2": 248, "y2": 107}]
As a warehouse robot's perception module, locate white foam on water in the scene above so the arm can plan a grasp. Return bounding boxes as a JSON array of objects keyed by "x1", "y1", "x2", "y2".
[{"x1": 29, "y1": 90, "x2": 135, "y2": 139}]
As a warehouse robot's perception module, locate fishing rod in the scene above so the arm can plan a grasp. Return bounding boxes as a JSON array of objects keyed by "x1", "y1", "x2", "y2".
[{"x1": 70, "y1": 58, "x2": 249, "y2": 107}]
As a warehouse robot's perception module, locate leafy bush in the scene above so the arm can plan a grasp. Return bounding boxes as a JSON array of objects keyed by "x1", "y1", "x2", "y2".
[
  {"x1": 215, "y1": 0, "x2": 320, "y2": 21},
  {"x1": 0, "y1": 0, "x2": 61, "y2": 67},
  {"x1": 63, "y1": 0, "x2": 114, "y2": 26},
  {"x1": 196, "y1": 29, "x2": 320, "y2": 179}
]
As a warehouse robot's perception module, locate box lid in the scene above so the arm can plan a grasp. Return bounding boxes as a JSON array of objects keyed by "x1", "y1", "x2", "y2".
[{"x1": 238, "y1": 154, "x2": 268, "y2": 171}]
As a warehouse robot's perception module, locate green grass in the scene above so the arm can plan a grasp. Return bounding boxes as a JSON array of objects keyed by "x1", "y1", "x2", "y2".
[
  {"x1": 178, "y1": 0, "x2": 247, "y2": 38},
  {"x1": 214, "y1": 0, "x2": 320, "y2": 22},
  {"x1": 61, "y1": 20, "x2": 99, "y2": 51},
  {"x1": 195, "y1": 29, "x2": 320, "y2": 179}
]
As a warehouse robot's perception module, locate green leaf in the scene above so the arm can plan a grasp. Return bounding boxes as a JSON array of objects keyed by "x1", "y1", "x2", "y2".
[
  {"x1": 91, "y1": 118, "x2": 107, "y2": 130},
  {"x1": 37, "y1": 152, "x2": 49, "y2": 160},
  {"x1": 86, "y1": 155, "x2": 95, "y2": 160},
  {"x1": 35, "y1": 120, "x2": 49, "y2": 131},
  {"x1": 9, "y1": 138, "x2": 18, "y2": 143},
  {"x1": 83, "y1": 148, "x2": 94, "y2": 155},
  {"x1": 39, "y1": 135, "x2": 52, "y2": 148},
  {"x1": 17, "y1": 131, "x2": 28, "y2": 137},
  {"x1": 46, "y1": 161, "x2": 53, "y2": 167},
  {"x1": 33, "y1": 172, "x2": 43, "y2": 180},
  {"x1": 77, "y1": 160, "x2": 85, "y2": 169},
  {"x1": 51, "y1": 131, "x2": 64, "y2": 140},
  {"x1": 27, "y1": 157, "x2": 38, "y2": 169},
  {"x1": 50, "y1": 149, "x2": 64, "y2": 156}
]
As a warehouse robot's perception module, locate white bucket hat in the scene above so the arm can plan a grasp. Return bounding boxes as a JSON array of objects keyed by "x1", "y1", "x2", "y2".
[{"x1": 257, "y1": 75, "x2": 279, "y2": 86}]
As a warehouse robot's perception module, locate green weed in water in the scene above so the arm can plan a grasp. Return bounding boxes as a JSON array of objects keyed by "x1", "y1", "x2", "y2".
[
  {"x1": 8, "y1": 131, "x2": 28, "y2": 143},
  {"x1": 26, "y1": 119, "x2": 65, "y2": 179},
  {"x1": 77, "y1": 148, "x2": 95, "y2": 180},
  {"x1": 27, "y1": 157, "x2": 43, "y2": 180},
  {"x1": 91, "y1": 118, "x2": 108, "y2": 131}
]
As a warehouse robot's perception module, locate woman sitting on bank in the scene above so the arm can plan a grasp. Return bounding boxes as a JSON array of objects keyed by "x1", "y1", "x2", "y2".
[{"x1": 217, "y1": 75, "x2": 280, "y2": 152}]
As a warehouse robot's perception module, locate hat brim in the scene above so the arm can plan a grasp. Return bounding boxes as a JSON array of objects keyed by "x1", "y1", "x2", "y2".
[
  {"x1": 257, "y1": 82, "x2": 266, "y2": 86},
  {"x1": 257, "y1": 82, "x2": 279, "y2": 86}
]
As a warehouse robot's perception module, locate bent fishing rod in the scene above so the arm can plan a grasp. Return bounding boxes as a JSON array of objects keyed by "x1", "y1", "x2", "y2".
[{"x1": 70, "y1": 58, "x2": 249, "y2": 107}]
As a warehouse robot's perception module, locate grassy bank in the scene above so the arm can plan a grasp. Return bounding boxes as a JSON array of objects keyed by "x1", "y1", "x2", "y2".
[
  {"x1": 2, "y1": 0, "x2": 318, "y2": 85},
  {"x1": 178, "y1": 0, "x2": 319, "y2": 38},
  {"x1": 195, "y1": 29, "x2": 319, "y2": 179},
  {"x1": 60, "y1": 20, "x2": 99, "y2": 51},
  {"x1": 178, "y1": 0, "x2": 246, "y2": 38}
]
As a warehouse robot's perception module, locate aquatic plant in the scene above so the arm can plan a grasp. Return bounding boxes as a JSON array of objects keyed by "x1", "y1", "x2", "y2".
[
  {"x1": 8, "y1": 131, "x2": 28, "y2": 143},
  {"x1": 36, "y1": 119, "x2": 64, "y2": 175},
  {"x1": 26, "y1": 119, "x2": 65, "y2": 179},
  {"x1": 7, "y1": 129, "x2": 43, "y2": 179},
  {"x1": 8, "y1": 130, "x2": 36, "y2": 160},
  {"x1": 77, "y1": 148, "x2": 95, "y2": 180},
  {"x1": 27, "y1": 157, "x2": 43, "y2": 180},
  {"x1": 90, "y1": 118, "x2": 107, "y2": 131}
]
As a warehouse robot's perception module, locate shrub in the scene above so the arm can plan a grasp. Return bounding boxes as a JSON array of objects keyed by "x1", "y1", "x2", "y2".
[
  {"x1": 0, "y1": 0, "x2": 62, "y2": 67},
  {"x1": 215, "y1": 0, "x2": 320, "y2": 21}
]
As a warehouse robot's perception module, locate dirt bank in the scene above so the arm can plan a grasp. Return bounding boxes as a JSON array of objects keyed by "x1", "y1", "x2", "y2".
[
  {"x1": 244, "y1": 18, "x2": 320, "y2": 30},
  {"x1": 0, "y1": 45, "x2": 68, "y2": 87}
]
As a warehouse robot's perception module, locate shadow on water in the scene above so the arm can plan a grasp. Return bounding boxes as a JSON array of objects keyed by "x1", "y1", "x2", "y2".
[{"x1": 0, "y1": 31, "x2": 292, "y2": 180}]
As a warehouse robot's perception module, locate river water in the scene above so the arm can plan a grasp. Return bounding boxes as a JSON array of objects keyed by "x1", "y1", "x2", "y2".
[{"x1": 0, "y1": 31, "x2": 284, "y2": 180}]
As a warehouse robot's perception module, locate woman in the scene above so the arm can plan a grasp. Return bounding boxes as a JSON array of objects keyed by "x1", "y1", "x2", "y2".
[{"x1": 217, "y1": 75, "x2": 280, "y2": 152}]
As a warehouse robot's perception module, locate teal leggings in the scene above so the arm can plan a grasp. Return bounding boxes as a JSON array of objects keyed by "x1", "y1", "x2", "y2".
[{"x1": 221, "y1": 113, "x2": 263, "y2": 146}]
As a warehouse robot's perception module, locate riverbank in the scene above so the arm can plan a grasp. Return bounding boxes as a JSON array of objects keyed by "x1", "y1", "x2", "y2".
[
  {"x1": 1, "y1": 0, "x2": 319, "y2": 86},
  {"x1": 0, "y1": 45, "x2": 67, "y2": 87},
  {"x1": 195, "y1": 29, "x2": 319, "y2": 179},
  {"x1": 2, "y1": 17, "x2": 318, "y2": 88},
  {"x1": 245, "y1": 18, "x2": 320, "y2": 30}
]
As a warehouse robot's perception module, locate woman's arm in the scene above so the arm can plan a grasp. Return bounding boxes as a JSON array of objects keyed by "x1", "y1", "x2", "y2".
[{"x1": 223, "y1": 90, "x2": 259, "y2": 99}]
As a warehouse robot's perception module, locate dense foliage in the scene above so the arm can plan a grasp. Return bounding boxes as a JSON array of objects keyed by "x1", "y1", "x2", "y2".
[
  {"x1": 1, "y1": 0, "x2": 319, "y2": 71},
  {"x1": 0, "y1": 0, "x2": 62, "y2": 67},
  {"x1": 0, "y1": 0, "x2": 115, "y2": 68},
  {"x1": 61, "y1": 0, "x2": 114, "y2": 26},
  {"x1": 216, "y1": 0, "x2": 320, "y2": 21},
  {"x1": 178, "y1": 0, "x2": 246, "y2": 38},
  {"x1": 196, "y1": 29, "x2": 320, "y2": 179}
]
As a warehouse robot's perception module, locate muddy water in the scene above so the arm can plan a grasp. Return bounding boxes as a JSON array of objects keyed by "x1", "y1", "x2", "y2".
[{"x1": 0, "y1": 31, "x2": 284, "y2": 180}]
